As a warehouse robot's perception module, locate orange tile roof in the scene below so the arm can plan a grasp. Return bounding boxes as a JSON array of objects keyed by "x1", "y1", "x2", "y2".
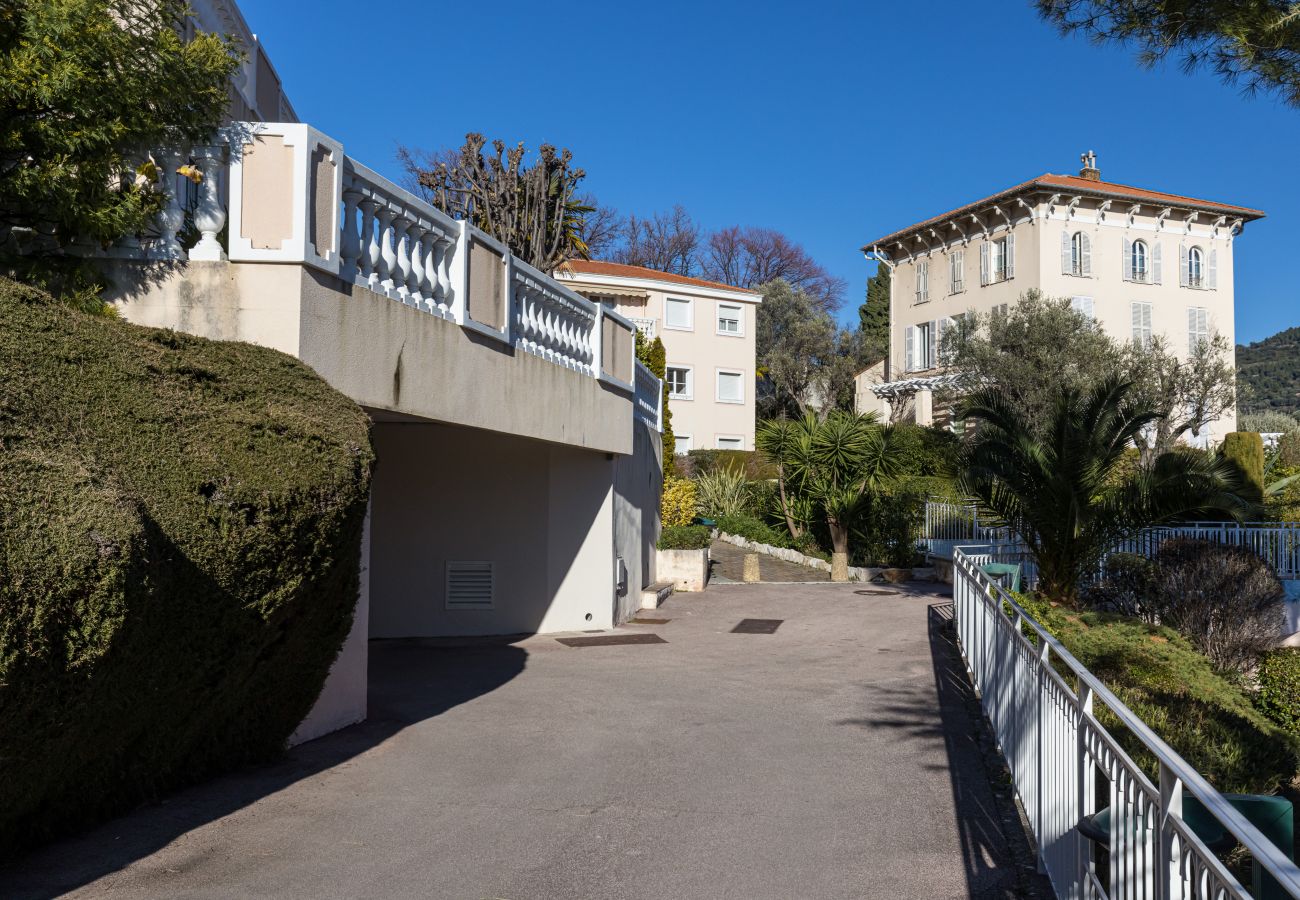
[
  {"x1": 861, "y1": 173, "x2": 1265, "y2": 253},
  {"x1": 558, "y1": 259, "x2": 758, "y2": 296}
]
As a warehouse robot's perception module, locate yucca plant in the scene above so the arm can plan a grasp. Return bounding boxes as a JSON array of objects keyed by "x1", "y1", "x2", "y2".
[
  {"x1": 959, "y1": 376, "x2": 1258, "y2": 605},
  {"x1": 756, "y1": 411, "x2": 905, "y2": 560},
  {"x1": 693, "y1": 466, "x2": 750, "y2": 519}
]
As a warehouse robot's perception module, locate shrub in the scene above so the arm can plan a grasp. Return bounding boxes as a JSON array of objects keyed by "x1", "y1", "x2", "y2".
[
  {"x1": 715, "y1": 513, "x2": 790, "y2": 548},
  {"x1": 683, "y1": 448, "x2": 778, "y2": 480},
  {"x1": 693, "y1": 467, "x2": 750, "y2": 519},
  {"x1": 1222, "y1": 431, "x2": 1265, "y2": 499},
  {"x1": 1024, "y1": 601, "x2": 1298, "y2": 795},
  {"x1": 1145, "y1": 539, "x2": 1285, "y2": 673},
  {"x1": 660, "y1": 477, "x2": 697, "y2": 527},
  {"x1": 888, "y1": 424, "x2": 960, "y2": 478},
  {"x1": 1277, "y1": 429, "x2": 1300, "y2": 469},
  {"x1": 657, "y1": 525, "x2": 711, "y2": 550},
  {"x1": 1257, "y1": 649, "x2": 1300, "y2": 740},
  {"x1": 1084, "y1": 553, "x2": 1158, "y2": 618},
  {"x1": 852, "y1": 488, "x2": 925, "y2": 568},
  {"x1": 1240, "y1": 412, "x2": 1300, "y2": 435},
  {"x1": 0, "y1": 278, "x2": 373, "y2": 853}
]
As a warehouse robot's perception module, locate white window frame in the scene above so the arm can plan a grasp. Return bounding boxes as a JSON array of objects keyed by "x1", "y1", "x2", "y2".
[
  {"x1": 991, "y1": 235, "x2": 1014, "y2": 283},
  {"x1": 715, "y1": 368, "x2": 745, "y2": 405},
  {"x1": 1187, "y1": 246, "x2": 1204, "y2": 289},
  {"x1": 665, "y1": 364, "x2": 693, "y2": 401},
  {"x1": 663, "y1": 296, "x2": 694, "y2": 331},
  {"x1": 949, "y1": 249, "x2": 965, "y2": 294},
  {"x1": 1131, "y1": 240, "x2": 1149, "y2": 283},
  {"x1": 1188, "y1": 307, "x2": 1209, "y2": 355},
  {"x1": 715, "y1": 301, "x2": 744, "y2": 337},
  {"x1": 674, "y1": 433, "x2": 693, "y2": 455},
  {"x1": 715, "y1": 435, "x2": 745, "y2": 450},
  {"x1": 1131, "y1": 301, "x2": 1153, "y2": 349},
  {"x1": 915, "y1": 260, "x2": 929, "y2": 303},
  {"x1": 915, "y1": 321, "x2": 934, "y2": 370}
]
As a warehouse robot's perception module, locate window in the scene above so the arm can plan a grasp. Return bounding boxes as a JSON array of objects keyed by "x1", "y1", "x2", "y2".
[
  {"x1": 915, "y1": 260, "x2": 929, "y2": 303},
  {"x1": 716, "y1": 369, "x2": 745, "y2": 404},
  {"x1": 665, "y1": 365, "x2": 692, "y2": 400},
  {"x1": 664, "y1": 296, "x2": 693, "y2": 330},
  {"x1": 674, "y1": 434, "x2": 692, "y2": 455},
  {"x1": 1188, "y1": 307, "x2": 1209, "y2": 355},
  {"x1": 1131, "y1": 301, "x2": 1153, "y2": 349},
  {"x1": 1063, "y1": 231, "x2": 1091, "y2": 277},
  {"x1": 1180, "y1": 243, "x2": 1215, "y2": 290},
  {"x1": 1071, "y1": 296, "x2": 1095, "y2": 319},
  {"x1": 1131, "y1": 240, "x2": 1148, "y2": 282},
  {"x1": 981, "y1": 235, "x2": 1014, "y2": 285},
  {"x1": 992, "y1": 303, "x2": 1009, "y2": 317},
  {"x1": 716, "y1": 302, "x2": 743, "y2": 336},
  {"x1": 949, "y1": 249, "x2": 964, "y2": 294},
  {"x1": 906, "y1": 321, "x2": 937, "y2": 372},
  {"x1": 715, "y1": 435, "x2": 744, "y2": 450}
]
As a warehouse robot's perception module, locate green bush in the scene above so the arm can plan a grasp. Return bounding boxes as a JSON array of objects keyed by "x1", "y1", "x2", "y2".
[
  {"x1": 1240, "y1": 412, "x2": 1300, "y2": 435},
  {"x1": 1257, "y1": 649, "x2": 1300, "y2": 740},
  {"x1": 1023, "y1": 601, "x2": 1298, "y2": 795},
  {"x1": 660, "y1": 477, "x2": 697, "y2": 527},
  {"x1": 693, "y1": 467, "x2": 750, "y2": 519},
  {"x1": 657, "y1": 525, "x2": 711, "y2": 550},
  {"x1": 715, "y1": 513, "x2": 790, "y2": 548},
  {"x1": 1222, "y1": 431, "x2": 1266, "y2": 500},
  {"x1": 888, "y1": 424, "x2": 960, "y2": 479},
  {"x1": 683, "y1": 448, "x2": 778, "y2": 480},
  {"x1": 852, "y1": 488, "x2": 925, "y2": 568},
  {"x1": 0, "y1": 278, "x2": 374, "y2": 853}
]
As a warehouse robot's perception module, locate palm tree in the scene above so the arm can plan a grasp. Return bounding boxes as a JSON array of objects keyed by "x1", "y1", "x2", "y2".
[
  {"x1": 757, "y1": 410, "x2": 905, "y2": 579},
  {"x1": 958, "y1": 376, "x2": 1256, "y2": 604}
]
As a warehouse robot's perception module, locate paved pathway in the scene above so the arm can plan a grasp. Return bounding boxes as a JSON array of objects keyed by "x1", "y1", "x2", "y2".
[
  {"x1": 3, "y1": 582, "x2": 1048, "y2": 899},
  {"x1": 708, "y1": 537, "x2": 831, "y2": 582}
]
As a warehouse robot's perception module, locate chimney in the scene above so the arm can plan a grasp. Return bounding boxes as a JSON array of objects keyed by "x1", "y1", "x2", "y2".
[{"x1": 1079, "y1": 150, "x2": 1100, "y2": 181}]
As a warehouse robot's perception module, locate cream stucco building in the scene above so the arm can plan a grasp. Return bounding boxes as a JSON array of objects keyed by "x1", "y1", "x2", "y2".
[
  {"x1": 857, "y1": 154, "x2": 1265, "y2": 442},
  {"x1": 558, "y1": 261, "x2": 761, "y2": 452}
]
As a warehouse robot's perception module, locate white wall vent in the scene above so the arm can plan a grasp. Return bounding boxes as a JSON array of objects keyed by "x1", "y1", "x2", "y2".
[{"x1": 446, "y1": 561, "x2": 494, "y2": 610}]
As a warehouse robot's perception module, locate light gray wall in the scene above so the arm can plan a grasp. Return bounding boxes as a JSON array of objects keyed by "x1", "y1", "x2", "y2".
[
  {"x1": 368, "y1": 422, "x2": 620, "y2": 637},
  {"x1": 612, "y1": 418, "x2": 663, "y2": 619}
]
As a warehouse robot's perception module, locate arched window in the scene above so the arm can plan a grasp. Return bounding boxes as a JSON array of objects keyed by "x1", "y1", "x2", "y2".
[
  {"x1": 1188, "y1": 246, "x2": 1204, "y2": 287},
  {"x1": 1131, "y1": 240, "x2": 1149, "y2": 282},
  {"x1": 1070, "y1": 231, "x2": 1090, "y2": 276}
]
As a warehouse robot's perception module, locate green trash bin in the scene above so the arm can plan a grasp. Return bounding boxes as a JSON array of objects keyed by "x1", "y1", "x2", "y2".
[
  {"x1": 1079, "y1": 794, "x2": 1294, "y2": 899},
  {"x1": 980, "y1": 562, "x2": 1021, "y2": 593}
]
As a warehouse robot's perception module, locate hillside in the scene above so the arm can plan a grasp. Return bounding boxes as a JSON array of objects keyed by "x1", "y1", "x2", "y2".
[{"x1": 1237, "y1": 326, "x2": 1300, "y2": 417}]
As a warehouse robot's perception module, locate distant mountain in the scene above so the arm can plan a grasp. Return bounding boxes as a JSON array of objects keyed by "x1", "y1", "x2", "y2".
[{"x1": 1237, "y1": 326, "x2": 1300, "y2": 416}]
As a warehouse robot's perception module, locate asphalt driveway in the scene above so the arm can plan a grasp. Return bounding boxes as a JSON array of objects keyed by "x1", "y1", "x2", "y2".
[{"x1": 3, "y1": 582, "x2": 1045, "y2": 899}]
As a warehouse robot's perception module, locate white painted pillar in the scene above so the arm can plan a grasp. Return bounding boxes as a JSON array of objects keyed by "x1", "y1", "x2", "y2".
[{"x1": 915, "y1": 389, "x2": 934, "y2": 427}]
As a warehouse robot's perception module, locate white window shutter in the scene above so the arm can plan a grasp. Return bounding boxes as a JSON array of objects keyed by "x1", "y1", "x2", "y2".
[
  {"x1": 1080, "y1": 232, "x2": 1091, "y2": 276},
  {"x1": 904, "y1": 325, "x2": 915, "y2": 372},
  {"x1": 1179, "y1": 242, "x2": 1189, "y2": 287},
  {"x1": 1188, "y1": 307, "x2": 1197, "y2": 354},
  {"x1": 1060, "y1": 231, "x2": 1071, "y2": 275},
  {"x1": 938, "y1": 317, "x2": 953, "y2": 364},
  {"x1": 1123, "y1": 237, "x2": 1133, "y2": 281},
  {"x1": 1152, "y1": 242, "x2": 1162, "y2": 284},
  {"x1": 979, "y1": 242, "x2": 989, "y2": 286},
  {"x1": 1006, "y1": 232, "x2": 1015, "y2": 278},
  {"x1": 927, "y1": 320, "x2": 937, "y2": 369},
  {"x1": 1208, "y1": 248, "x2": 1218, "y2": 289}
]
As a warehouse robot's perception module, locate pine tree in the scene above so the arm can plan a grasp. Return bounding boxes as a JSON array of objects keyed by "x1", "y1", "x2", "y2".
[{"x1": 858, "y1": 264, "x2": 891, "y2": 363}]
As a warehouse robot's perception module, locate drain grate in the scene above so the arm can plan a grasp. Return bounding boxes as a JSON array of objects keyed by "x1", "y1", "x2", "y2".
[
  {"x1": 731, "y1": 618, "x2": 783, "y2": 634},
  {"x1": 631, "y1": 617, "x2": 670, "y2": 625},
  {"x1": 854, "y1": 589, "x2": 897, "y2": 596},
  {"x1": 557, "y1": 633, "x2": 667, "y2": 648}
]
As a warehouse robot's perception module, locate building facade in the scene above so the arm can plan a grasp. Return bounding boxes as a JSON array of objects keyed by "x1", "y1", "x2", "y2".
[
  {"x1": 858, "y1": 154, "x2": 1264, "y2": 442},
  {"x1": 558, "y1": 261, "x2": 761, "y2": 452}
]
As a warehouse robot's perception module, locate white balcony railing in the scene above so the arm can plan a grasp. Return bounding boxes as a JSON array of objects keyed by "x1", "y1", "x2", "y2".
[
  {"x1": 628, "y1": 316, "x2": 656, "y2": 339},
  {"x1": 952, "y1": 547, "x2": 1300, "y2": 900},
  {"x1": 634, "y1": 360, "x2": 663, "y2": 431},
  {"x1": 94, "y1": 123, "x2": 640, "y2": 396}
]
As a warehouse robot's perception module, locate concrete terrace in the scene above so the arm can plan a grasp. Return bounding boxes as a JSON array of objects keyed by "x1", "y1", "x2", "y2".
[{"x1": 4, "y1": 583, "x2": 1049, "y2": 899}]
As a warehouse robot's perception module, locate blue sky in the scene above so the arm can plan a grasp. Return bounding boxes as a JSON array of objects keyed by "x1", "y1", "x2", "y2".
[{"x1": 242, "y1": 0, "x2": 1299, "y2": 344}]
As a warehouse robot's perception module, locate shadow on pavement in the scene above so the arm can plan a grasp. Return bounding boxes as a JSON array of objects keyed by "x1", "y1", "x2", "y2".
[{"x1": 1, "y1": 640, "x2": 527, "y2": 899}]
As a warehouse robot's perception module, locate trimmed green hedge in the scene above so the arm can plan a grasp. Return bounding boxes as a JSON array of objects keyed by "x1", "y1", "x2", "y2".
[
  {"x1": 0, "y1": 278, "x2": 374, "y2": 852},
  {"x1": 657, "y1": 525, "x2": 711, "y2": 550},
  {"x1": 1258, "y1": 649, "x2": 1300, "y2": 741},
  {"x1": 1015, "y1": 595, "x2": 1299, "y2": 795}
]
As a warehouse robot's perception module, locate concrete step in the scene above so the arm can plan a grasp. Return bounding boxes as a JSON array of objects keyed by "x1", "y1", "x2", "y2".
[{"x1": 640, "y1": 581, "x2": 674, "y2": 610}]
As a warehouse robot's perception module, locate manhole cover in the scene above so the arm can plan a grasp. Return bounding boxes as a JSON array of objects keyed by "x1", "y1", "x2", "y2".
[
  {"x1": 731, "y1": 618, "x2": 783, "y2": 634},
  {"x1": 556, "y1": 633, "x2": 667, "y2": 648}
]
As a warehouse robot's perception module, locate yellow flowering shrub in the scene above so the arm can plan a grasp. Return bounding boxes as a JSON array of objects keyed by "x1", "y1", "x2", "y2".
[{"x1": 661, "y1": 477, "x2": 697, "y2": 527}]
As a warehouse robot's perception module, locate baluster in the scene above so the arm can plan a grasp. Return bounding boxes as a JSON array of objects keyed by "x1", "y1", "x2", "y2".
[
  {"x1": 393, "y1": 215, "x2": 412, "y2": 304},
  {"x1": 340, "y1": 183, "x2": 362, "y2": 280},
  {"x1": 154, "y1": 151, "x2": 185, "y2": 259},
  {"x1": 189, "y1": 145, "x2": 227, "y2": 261},
  {"x1": 375, "y1": 204, "x2": 396, "y2": 295},
  {"x1": 411, "y1": 226, "x2": 432, "y2": 311},
  {"x1": 430, "y1": 235, "x2": 449, "y2": 311},
  {"x1": 357, "y1": 196, "x2": 378, "y2": 285}
]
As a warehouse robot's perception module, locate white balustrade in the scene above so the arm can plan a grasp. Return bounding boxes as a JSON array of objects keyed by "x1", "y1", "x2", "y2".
[
  {"x1": 339, "y1": 159, "x2": 460, "y2": 320},
  {"x1": 188, "y1": 145, "x2": 227, "y2": 261},
  {"x1": 951, "y1": 547, "x2": 1300, "y2": 899},
  {"x1": 510, "y1": 258, "x2": 598, "y2": 373},
  {"x1": 634, "y1": 360, "x2": 662, "y2": 431}
]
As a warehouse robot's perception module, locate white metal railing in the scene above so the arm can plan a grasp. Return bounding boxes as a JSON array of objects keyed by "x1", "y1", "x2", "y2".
[
  {"x1": 101, "y1": 122, "x2": 638, "y2": 394},
  {"x1": 952, "y1": 546, "x2": 1300, "y2": 900},
  {"x1": 925, "y1": 502, "x2": 1300, "y2": 580},
  {"x1": 628, "y1": 316, "x2": 656, "y2": 339},
  {"x1": 634, "y1": 360, "x2": 663, "y2": 431}
]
